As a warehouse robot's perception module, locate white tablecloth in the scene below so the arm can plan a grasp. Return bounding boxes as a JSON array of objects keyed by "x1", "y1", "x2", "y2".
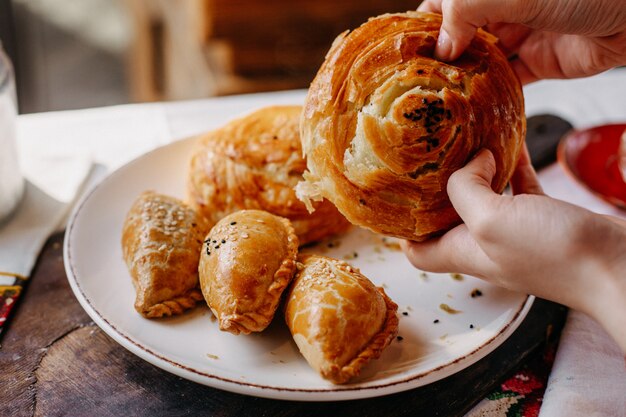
[{"x1": 16, "y1": 69, "x2": 626, "y2": 415}]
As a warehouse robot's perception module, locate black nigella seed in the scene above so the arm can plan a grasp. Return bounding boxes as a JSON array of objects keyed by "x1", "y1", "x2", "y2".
[
  {"x1": 471, "y1": 289, "x2": 483, "y2": 298},
  {"x1": 402, "y1": 312, "x2": 409, "y2": 316},
  {"x1": 433, "y1": 319, "x2": 440, "y2": 324},
  {"x1": 230, "y1": 221, "x2": 237, "y2": 225},
  {"x1": 470, "y1": 324, "x2": 474, "y2": 329},
  {"x1": 221, "y1": 239, "x2": 226, "y2": 244},
  {"x1": 215, "y1": 245, "x2": 220, "y2": 249},
  {"x1": 397, "y1": 336, "x2": 404, "y2": 341}
]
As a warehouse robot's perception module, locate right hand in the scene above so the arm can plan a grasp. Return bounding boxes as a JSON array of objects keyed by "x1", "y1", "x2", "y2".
[
  {"x1": 418, "y1": 0, "x2": 626, "y2": 84},
  {"x1": 402, "y1": 148, "x2": 626, "y2": 352}
]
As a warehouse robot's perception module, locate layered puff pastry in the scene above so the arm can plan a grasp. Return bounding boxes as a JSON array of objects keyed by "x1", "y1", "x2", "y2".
[
  {"x1": 199, "y1": 210, "x2": 299, "y2": 335},
  {"x1": 284, "y1": 254, "x2": 398, "y2": 384},
  {"x1": 121, "y1": 191, "x2": 210, "y2": 318},
  {"x1": 298, "y1": 11, "x2": 525, "y2": 241},
  {"x1": 187, "y1": 105, "x2": 351, "y2": 245}
]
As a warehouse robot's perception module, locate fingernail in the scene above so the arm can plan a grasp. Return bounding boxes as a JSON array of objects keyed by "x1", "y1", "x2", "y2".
[{"x1": 435, "y1": 29, "x2": 452, "y2": 61}]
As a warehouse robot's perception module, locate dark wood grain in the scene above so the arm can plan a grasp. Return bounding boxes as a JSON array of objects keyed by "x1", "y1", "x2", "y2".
[{"x1": 0, "y1": 232, "x2": 567, "y2": 417}]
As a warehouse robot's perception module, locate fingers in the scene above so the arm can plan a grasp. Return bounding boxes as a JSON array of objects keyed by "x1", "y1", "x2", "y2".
[
  {"x1": 509, "y1": 58, "x2": 540, "y2": 85},
  {"x1": 419, "y1": 0, "x2": 536, "y2": 61},
  {"x1": 510, "y1": 144, "x2": 544, "y2": 195},
  {"x1": 401, "y1": 224, "x2": 495, "y2": 277},
  {"x1": 417, "y1": 0, "x2": 442, "y2": 13},
  {"x1": 447, "y1": 149, "x2": 499, "y2": 225}
]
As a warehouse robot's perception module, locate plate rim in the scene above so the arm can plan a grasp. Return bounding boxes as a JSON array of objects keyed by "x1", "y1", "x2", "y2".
[{"x1": 63, "y1": 137, "x2": 534, "y2": 401}]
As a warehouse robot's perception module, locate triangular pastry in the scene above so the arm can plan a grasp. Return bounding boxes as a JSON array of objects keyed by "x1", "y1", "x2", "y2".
[
  {"x1": 122, "y1": 191, "x2": 210, "y2": 318},
  {"x1": 199, "y1": 210, "x2": 299, "y2": 334},
  {"x1": 284, "y1": 254, "x2": 398, "y2": 384}
]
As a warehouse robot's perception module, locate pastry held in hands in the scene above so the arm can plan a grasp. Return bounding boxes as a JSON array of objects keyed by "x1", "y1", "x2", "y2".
[
  {"x1": 298, "y1": 11, "x2": 525, "y2": 241},
  {"x1": 199, "y1": 210, "x2": 298, "y2": 335},
  {"x1": 121, "y1": 191, "x2": 210, "y2": 318},
  {"x1": 284, "y1": 254, "x2": 398, "y2": 384},
  {"x1": 187, "y1": 105, "x2": 351, "y2": 245}
]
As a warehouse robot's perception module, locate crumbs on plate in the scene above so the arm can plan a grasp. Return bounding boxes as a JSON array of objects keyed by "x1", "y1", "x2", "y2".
[{"x1": 439, "y1": 303, "x2": 462, "y2": 314}]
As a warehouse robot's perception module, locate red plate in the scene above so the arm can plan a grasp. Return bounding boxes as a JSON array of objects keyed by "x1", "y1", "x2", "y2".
[{"x1": 557, "y1": 123, "x2": 626, "y2": 209}]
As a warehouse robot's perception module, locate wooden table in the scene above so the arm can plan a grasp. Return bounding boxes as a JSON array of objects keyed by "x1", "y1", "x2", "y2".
[
  {"x1": 0, "y1": 231, "x2": 567, "y2": 416},
  {"x1": 2, "y1": 71, "x2": 625, "y2": 415}
]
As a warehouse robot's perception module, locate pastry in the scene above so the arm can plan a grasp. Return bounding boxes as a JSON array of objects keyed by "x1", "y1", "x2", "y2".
[
  {"x1": 187, "y1": 105, "x2": 351, "y2": 245},
  {"x1": 199, "y1": 210, "x2": 299, "y2": 335},
  {"x1": 121, "y1": 191, "x2": 210, "y2": 318},
  {"x1": 284, "y1": 254, "x2": 398, "y2": 384},
  {"x1": 297, "y1": 11, "x2": 525, "y2": 241}
]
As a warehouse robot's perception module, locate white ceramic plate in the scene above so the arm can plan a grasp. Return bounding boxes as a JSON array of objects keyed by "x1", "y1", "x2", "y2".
[{"x1": 64, "y1": 136, "x2": 533, "y2": 401}]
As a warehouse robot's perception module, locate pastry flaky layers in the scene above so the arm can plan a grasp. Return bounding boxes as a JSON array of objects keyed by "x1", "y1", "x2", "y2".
[
  {"x1": 284, "y1": 254, "x2": 399, "y2": 384},
  {"x1": 298, "y1": 11, "x2": 526, "y2": 241},
  {"x1": 121, "y1": 191, "x2": 210, "y2": 318},
  {"x1": 187, "y1": 105, "x2": 351, "y2": 245},
  {"x1": 199, "y1": 210, "x2": 299, "y2": 335}
]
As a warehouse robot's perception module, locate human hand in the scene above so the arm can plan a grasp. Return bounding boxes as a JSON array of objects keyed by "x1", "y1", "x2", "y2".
[
  {"x1": 418, "y1": 0, "x2": 626, "y2": 84},
  {"x1": 402, "y1": 147, "x2": 626, "y2": 351}
]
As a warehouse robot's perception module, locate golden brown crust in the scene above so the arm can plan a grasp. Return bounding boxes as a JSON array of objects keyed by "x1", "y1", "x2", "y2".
[
  {"x1": 298, "y1": 11, "x2": 525, "y2": 241},
  {"x1": 199, "y1": 210, "x2": 299, "y2": 335},
  {"x1": 284, "y1": 254, "x2": 399, "y2": 384},
  {"x1": 187, "y1": 105, "x2": 351, "y2": 245},
  {"x1": 121, "y1": 191, "x2": 210, "y2": 318}
]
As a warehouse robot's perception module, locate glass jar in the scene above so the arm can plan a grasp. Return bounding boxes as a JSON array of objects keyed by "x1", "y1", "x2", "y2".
[{"x1": 0, "y1": 43, "x2": 23, "y2": 224}]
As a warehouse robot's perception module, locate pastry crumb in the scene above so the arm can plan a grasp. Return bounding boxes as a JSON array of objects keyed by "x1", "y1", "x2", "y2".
[
  {"x1": 206, "y1": 353, "x2": 219, "y2": 360},
  {"x1": 450, "y1": 273, "x2": 464, "y2": 281},
  {"x1": 439, "y1": 303, "x2": 462, "y2": 314}
]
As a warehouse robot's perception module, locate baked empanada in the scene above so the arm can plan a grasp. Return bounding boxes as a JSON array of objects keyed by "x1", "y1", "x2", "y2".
[
  {"x1": 199, "y1": 210, "x2": 298, "y2": 335},
  {"x1": 284, "y1": 254, "x2": 398, "y2": 384},
  {"x1": 187, "y1": 105, "x2": 351, "y2": 245},
  {"x1": 121, "y1": 191, "x2": 210, "y2": 318}
]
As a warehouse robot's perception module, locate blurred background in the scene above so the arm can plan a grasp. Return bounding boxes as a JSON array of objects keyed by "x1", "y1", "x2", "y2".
[{"x1": 1, "y1": 0, "x2": 417, "y2": 114}]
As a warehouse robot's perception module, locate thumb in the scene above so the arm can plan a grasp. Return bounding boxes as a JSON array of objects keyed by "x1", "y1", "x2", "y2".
[
  {"x1": 447, "y1": 149, "x2": 499, "y2": 223},
  {"x1": 433, "y1": 0, "x2": 532, "y2": 61}
]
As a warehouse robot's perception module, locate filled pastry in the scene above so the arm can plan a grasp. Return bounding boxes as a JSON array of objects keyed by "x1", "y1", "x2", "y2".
[
  {"x1": 199, "y1": 210, "x2": 299, "y2": 335},
  {"x1": 297, "y1": 11, "x2": 525, "y2": 241},
  {"x1": 121, "y1": 191, "x2": 210, "y2": 318},
  {"x1": 284, "y1": 254, "x2": 398, "y2": 384},
  {"x1": 187, "y1": 105, "x2": 351, "y2": 245}
]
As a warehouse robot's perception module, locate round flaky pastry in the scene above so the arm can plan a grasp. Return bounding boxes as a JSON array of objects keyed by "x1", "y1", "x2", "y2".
[
  {"x1": 284, "y1": 254, "x2": 398, "y2": 384},
  {"x1": 297, "y1": 11, "x2": 526, "y2": 241},
  {"x1": 187, "y1": 105, "x2": 351, "y2": 245}
]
